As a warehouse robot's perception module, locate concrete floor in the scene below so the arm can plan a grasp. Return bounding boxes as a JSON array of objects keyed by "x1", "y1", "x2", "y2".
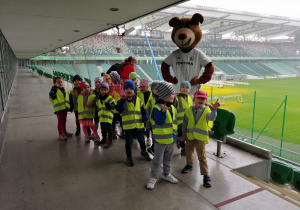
[{"x1": 0, "y1": 70, "x2": 298, "y2": 210}]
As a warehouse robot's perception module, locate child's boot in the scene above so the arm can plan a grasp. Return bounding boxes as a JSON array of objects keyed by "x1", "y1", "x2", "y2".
[
  {"x1": 203, "y1": 175, "x2": 212, "y2": 188},
  {"x1": 95, "y1": 137, "x2": 107, "y2": 145},
  {"x1": 75, "y1": 128, "x2": 80, "y2": 136},
  {"x1": 104, "y1": 139, "x2": 112, "y2": 149}
]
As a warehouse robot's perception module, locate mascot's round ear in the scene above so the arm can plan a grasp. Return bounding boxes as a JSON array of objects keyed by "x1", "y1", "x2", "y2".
[
  {"x1": 192, "y1": 13, "x2": 204, "y2": 24},
  {"x1": 169, "y1": 17, "x2": 180, "y2": 27}
]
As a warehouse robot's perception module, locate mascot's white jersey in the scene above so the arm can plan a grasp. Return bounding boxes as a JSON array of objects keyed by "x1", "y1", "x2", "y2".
[{"x1": 163, "y1": 48, "x2": 211, "y2": 93}]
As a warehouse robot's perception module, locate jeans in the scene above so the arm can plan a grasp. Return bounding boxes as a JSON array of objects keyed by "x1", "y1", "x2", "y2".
[{"x1": 125, "y1": 128, "x2": 146, "y2": 158}]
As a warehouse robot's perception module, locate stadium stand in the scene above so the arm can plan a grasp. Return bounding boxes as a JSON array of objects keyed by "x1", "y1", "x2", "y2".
[
  {"x1": 274, "y1": 62, "x2": 298, "y2": 74},
  {"x1": 262, "y1": 62, "x2": 292, "y2": 75},
  {"x1": 139, "y1": 64, "x2": 161, "y2": 80},
  {"x1": 229, "y1": 63, "x2": 261, "y2": 76},
  {"x1": 214, "y1": 62, "x2": 242, "y2": 75}
]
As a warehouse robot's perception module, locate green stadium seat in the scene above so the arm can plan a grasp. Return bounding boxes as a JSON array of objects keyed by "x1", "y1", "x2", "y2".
[
  {"x1": 271, "y1": 160, "x2": 294, "y2": 184},
  {"x1": 211, "y1": 108, "x2": 235, "y2": 140}
]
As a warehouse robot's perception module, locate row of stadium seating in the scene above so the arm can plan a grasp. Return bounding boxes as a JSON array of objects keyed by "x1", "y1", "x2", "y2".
[
  {"x1": 28, "y1": 60, "x2": 299, "y2": 89},
  {"x1": 28, "y1": 64, "x2": 102, "y2": 88},
  {"x1": 43, "y1": 34, "x2": 300, "y2": 58}
]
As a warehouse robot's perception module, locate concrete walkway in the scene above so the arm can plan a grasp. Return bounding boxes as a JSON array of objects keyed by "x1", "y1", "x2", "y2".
[{"x1": 0, "y1": 69, "x2": 297, "y2": 210}]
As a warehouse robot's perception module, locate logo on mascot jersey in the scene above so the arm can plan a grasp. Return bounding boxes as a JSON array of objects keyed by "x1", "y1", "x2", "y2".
[
  {"x1": 177, "y1": 56, "x2": 180, "y2": 59},
  {"x1": 190, "y1": 57, "x2": 194, "y2": 61}
]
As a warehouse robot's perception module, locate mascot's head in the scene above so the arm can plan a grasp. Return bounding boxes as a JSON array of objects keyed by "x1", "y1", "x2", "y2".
[{"x1": 169, "y1": 13, "x2": 204, "y2": 52}]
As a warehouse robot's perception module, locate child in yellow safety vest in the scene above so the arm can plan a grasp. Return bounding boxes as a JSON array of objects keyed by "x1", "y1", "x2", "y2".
[
  {"x1": 95, "y1": 82, "x2": 116, "y2": 149},
  {"x1": 115, "y1": 80, "x2": 152, "y2": 167},
  {"x1": 77, "y1": 82, "x2": 99, "y2": 143},
  {"x1": 147, "y1": 82, "x2": 178, "y2": 190},
  {"x1": 173, "y1": 81, "x2": 193, "y2": 156},
  {"x1": 137, "y1": 79, "x2": 152, "y2": 146},
  {"x1": 181, "y1": 90, "x2": 220, "y2": 188},
  {"x1": 49, "y1": 76, "x2": 73, "y2": 141}
]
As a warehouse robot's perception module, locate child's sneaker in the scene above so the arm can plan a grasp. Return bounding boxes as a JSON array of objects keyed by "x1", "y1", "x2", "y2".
[
  {"x1": 203, "y1": 175, "x2": 212, "y2": 188},
  {"x1": 75, "y1": 128, "x2": 80, "y2": 136},
  {"x1": 84, "y1": 136, "x2": 90, "y2": 143},
  {"x1": 162, "y1": 174, "x2": 178, "y2": 184},
  {"x1": 141, "y1": 151, "x2": 152, "y2": 161},
  {"x1": 90, "y1": 134, "x2": 100, "y2": 141},
  {"x1": 64, "y1": 132, "x2": 73, "y2": 137},
  {"x1": 147, "y1": 147, "x2": 155, "y2": 156},
  {"x1": 146, "y1": 138, "x2": 151, "y2": 146},
  {"x1": 181, "y1": 165, "x2": 193, "y2": 173},
  {"x1": 126, "y1": 158, "x2": 134, "y2": 167},
  {"x1": 146, "y1": 178, "x2": 157, "y2": 190},
  {"x1": 58, "y1": 134, "x2": 67, "y2": 141}
]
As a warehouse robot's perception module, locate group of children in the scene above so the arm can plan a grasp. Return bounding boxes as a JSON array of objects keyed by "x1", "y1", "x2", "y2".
[{"x1": 49, "y1": 71, "x2": 220, "y2": 190}]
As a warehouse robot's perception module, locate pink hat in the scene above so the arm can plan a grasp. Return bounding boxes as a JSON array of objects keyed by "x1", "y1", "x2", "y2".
[
  {"x1": 80, "y1": 82, "x2": 90, "y2": 91},
  {"x1": 139, "y1": 79, "x2": 149, "y2": 87},
  {"x1": 194, "y1": 90, "x2": 207, "y2": 99}
]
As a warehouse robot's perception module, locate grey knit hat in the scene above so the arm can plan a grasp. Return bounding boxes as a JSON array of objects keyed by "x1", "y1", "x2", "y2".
[
  {"x1": 151, "y1": 80, "x2": 160, "y2": 91},
  {"x1": 156, "y1": 81, "x2": 175, "y2": 99}
]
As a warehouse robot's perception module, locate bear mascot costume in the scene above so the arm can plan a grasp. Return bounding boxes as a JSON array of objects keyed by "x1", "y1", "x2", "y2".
[{"x1": 161, "y1": 13, "x2": 214, "y2": 93}]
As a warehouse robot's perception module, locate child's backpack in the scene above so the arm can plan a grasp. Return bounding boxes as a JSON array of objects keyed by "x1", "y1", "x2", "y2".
[{"x1": 106, "y1": 63, "x2": 130, "y2": 75}]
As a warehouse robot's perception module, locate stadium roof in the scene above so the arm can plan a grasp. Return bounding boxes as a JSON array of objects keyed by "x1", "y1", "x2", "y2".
[
  {"x1": 0, "y1": 0, "x2": 187, "y2": 59},
  {"x1": 124, "y1": 3, "x2": 300, "y2": 40}
]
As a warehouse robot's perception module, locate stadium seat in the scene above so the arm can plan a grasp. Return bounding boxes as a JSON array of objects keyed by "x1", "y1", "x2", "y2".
[
  {"x1": 211, "y1": 108, "x2": 235, "y2": 140},
  {"x1": 271, "y1": 160, "x2": 294, "y2": 184}
]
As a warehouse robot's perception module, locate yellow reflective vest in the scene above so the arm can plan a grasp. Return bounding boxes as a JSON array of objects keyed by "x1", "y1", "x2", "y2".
[
  {"x1": 150, "y1": 104, "x2": 178, "y2": 144},
  {"x1": 185, "y1": 106, "x2": 213, "y2": 144},
  {"x1": 50, "y1": 88, "x2": 70, "y2": 112},
  {"x1": 121, "y1": 97, "x2": 144, "y2": 130},
  {"x1": 146, "y1": 95, "x2": 157, "y2": 115},
  {"x1": 176, "y1": 94, "x2": 193, "y2": 125},
  {"x1": 77, "y1": 94, "x2": 96, "y2": 120},
  {"x1": 137, "y1": 91, "x2": 152, "y2": 109},
  {"x1": 97, "y1": 95, "x2": 114, "y2": 124},
  {"x1": 113, "y1": 90, "x2": 121, "y2": 114}
]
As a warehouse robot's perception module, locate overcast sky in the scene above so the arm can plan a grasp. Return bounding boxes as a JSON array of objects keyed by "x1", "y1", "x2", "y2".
[{"x1": 187, "y1": 0, "x2": 300, "y2": 19}]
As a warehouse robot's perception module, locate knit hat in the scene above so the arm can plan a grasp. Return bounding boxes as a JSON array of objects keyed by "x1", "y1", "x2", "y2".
[
  {"x1": 94, "y1": 76, "x2": 103, "y2": 82},
  {"x1": 151, "y1": 80, "x2": 160, "y2": 91},
  {"x1": 156, "y1": 81, "x2": 175, "y2": 99},
  {"x1": 194, "y1": 90, "x2": 207, "y2": 99},
  {"x1": 180, "y1": 81, "x2": 191, "y2": 89},
  {"x1": 99, "y1": 82, "x2": 109, "y2": 90},
  {"x1": 139, "y1": 79, "x2": 149, "y2": 87},
  {"x1": 73, "y1": 74, "x2": 82, "y2": 82},
  {"x1": 123, "y1": 80, "x2": 136, "y2": 91},
  {"x1": 114, "y1": 77, "x2": 123, "y2": 85},
  {"x1": 80, "y1": 82, "x2": 89, "y2": 91},
  {"x1": 110, "y1": 71, "x2": 120, "y2": 82},
  {"x1": 129, "y1": 72, "x2": 139, "y2": 79}
]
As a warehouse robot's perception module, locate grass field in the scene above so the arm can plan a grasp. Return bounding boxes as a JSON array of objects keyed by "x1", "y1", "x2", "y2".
[{"x1": 201, "y1": 77, "x2": 300, "y2": 152}]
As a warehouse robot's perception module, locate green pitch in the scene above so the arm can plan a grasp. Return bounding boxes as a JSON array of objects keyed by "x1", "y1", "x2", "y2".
[{"x1": 202, "y1": 77, "x2": 300, "y2": 148}]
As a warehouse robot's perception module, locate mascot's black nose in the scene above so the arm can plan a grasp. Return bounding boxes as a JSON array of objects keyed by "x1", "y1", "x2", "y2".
[{"x1": 178, "y1": 33, "x2": 187, "y2": 40}]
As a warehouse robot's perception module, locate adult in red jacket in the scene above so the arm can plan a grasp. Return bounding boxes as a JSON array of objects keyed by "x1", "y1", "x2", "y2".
[{"x1": 120, "y1": 56, "x2": 137, "y2": 85}]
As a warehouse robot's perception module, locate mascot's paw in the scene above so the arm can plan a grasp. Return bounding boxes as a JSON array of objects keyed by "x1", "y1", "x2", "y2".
[
  {"x1": 172, "y1": 77, "x2": 178, "y2": 84},
  {"x1": 190, "y1": 76, "x2": 200, "y2": 85},
  {"x1": 199, "y1": 75, "x2": 211, "y2": 84}
]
